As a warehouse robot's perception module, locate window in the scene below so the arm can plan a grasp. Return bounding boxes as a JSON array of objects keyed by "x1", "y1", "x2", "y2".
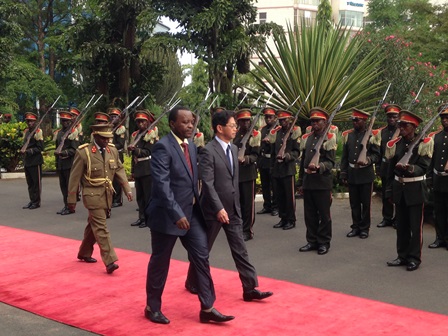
[
  {"x1": 259, "y1": 12, "x2": 267, "y2": 24},
  {"x1": 298, "y1": 0, "x2": 320, "y2": 5},
  {"x1": 339, "y1": 11, "x2": 363, "y2": 28}
]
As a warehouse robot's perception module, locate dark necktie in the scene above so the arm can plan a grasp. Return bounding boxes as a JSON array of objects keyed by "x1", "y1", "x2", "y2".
[
  {"x1": 101, "y1": 147, "x2": 106, "y2": 160},
  {"x1": 181, "y1": 142, "x2": 193, "y2": 173},
  {"x1": 226, "y1": 144, "x2": 233, "y2": 175}
]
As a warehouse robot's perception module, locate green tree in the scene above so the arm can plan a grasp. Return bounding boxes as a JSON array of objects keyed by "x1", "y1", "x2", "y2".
[
  {"x1": 316, "y1": 0, "x2": 332, "y2": 32},
  {"x1": 251, "y1": 22, "x2": 384, "y2": 125}
]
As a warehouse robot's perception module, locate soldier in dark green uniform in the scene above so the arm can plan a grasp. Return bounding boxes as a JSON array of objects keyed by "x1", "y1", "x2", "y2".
[
  {"x1": 372, "y1": 104, "x2": 401, "y2": 228},
  {"x1": 233, "y1": 109, "x2": 261, "y2": 241},
  {"x1": 270, "y1": 109, "x2": 301, "y2": 230},
  {"x1": 257, "y1": 107, "x2": 278, "y2": 216},
  {"x1": 109, "y1": 107, "x2": 126, "y2": 208},
  {"x1": 21, "y1": 112, "x2": 44, "y2": 210},
  {"x1": 426, "y1": 104, "x2": 448, "y2": 249},
  {"x1": 54, "y1": 111, "x2": 79, "y2": 215},
  {"x1": 340, "y1": 108, "x2": 380, "y2": 239},
  {"x1": 298, "y1": 108, "x2": 336, "y2": 255},
  {"x1": 128, "y1": 110, "x2": 157, "y2": 228},
  {"x1": 385, "y1": 111, "x2": 432, "y2": 271}
]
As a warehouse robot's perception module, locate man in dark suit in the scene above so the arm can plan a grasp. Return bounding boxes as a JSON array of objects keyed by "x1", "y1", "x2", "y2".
[
  {"x1": 185, "y1": 110, "x2": 273, "y2": 302},
  {"x1": 145, "y1": 106, "x2": 234, "y2": 325},
  {"x1": 21, "y1": 112, "x2": 44, "y2": 210},
  {"x1": 385, "y1": 111, "x2": 432, "y2": 271}
]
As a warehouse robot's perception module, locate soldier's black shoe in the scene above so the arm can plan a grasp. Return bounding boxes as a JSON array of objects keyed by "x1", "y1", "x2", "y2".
[
  {"x1": 257, "y1": 208, "x2": 271, "y2": 214},
  {"x1": 57, "y1": 206, "x2": 67, "y2": 215},
  {"x1": 139, "y1": 221, "x2": 147, "y2": 228},
  {"x1": 28, "y1": 203, "x2": 40, "y2": 210},
  {"x1": 282, "y1": 221, "x2": 295, "y2": 230},
  {"x1": 299, "y1": 243, "x2": 318, "y2": 252},
  {"x1": 273, "y1": 220, "x2": 286, "y2": 228},
  {"x1": 346, "y1": 229, "x2": 359, "y2": 237},
  {"x1": 60, "y1": 208, "x2": 75, "y2": 215},
  {"x1": 131, "y1": 219, "x2": 143, "y2": 226},
  {"x1": 111, "y1": 202, "x2": 122, "y2": 208},
  {"x1": 271, "y1": 209, "x2": 279, "y2": 216},
  {"x1": 377, "y1": 219, "x2": 393, "y2": 228},
  {"x1": 243, "y1": 233, "x2": 253, "y2": 241},
  {"x1": 387, "y1": 258, "x2": 407, "y2": 267},
  {"x1": 428, "y1": 239, "x2": 447, "y2": 248},
  {"x1": 318, "y1": 245, "x2": 329, "y2": 255},
  {"x1": 359, "y1": 231, "x2": 369, "y2": 239},
  {"x1": 406, "y1": 261, "x2": 419, "y2": 271},
  {"x1": 22, "y1": 202, "x2": 32, "y2": 209}
]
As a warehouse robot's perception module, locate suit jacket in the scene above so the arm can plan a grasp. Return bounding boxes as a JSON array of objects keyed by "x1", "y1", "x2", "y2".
[
  {"x1": 67, "y1": 143, "x2": 131, "y2": 209},
  {"x1": 199, "y1": 138, "x2": 242, "y2": 223},
  {"x1": 146, "y1": 132, "x2": 203, "y2": 236}
]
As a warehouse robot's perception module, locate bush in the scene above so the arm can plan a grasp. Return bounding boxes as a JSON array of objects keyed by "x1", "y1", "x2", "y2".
[{"x1": 0, "y1": 121, "x2": 27, "y2": 172}]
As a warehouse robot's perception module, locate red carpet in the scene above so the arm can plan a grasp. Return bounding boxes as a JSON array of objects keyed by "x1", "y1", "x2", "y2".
[{"x1": 0, "y1": 225, "x2": 447, "y2": 336}]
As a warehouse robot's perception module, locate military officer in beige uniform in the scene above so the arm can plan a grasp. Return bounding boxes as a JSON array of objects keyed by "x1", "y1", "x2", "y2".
[{"x1": 67, "y1": 124, "x2": 133, "y2": 274}]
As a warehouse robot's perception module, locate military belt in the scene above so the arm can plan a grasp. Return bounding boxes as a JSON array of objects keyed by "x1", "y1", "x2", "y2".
[
  {"x1": 349, "y1": 163, "x2": 368, "y2": 169},
  {"x1": 433, "y1": 168, "x2": 448, "y2": 176},
  {"x1": 394, "y1": 175, "x2": 425, "y2": 183},
  {"x1": 137, "y1": 156, "x2": 151, "y2": 162}
]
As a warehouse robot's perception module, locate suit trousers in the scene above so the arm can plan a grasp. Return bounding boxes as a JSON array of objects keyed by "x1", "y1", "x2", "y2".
[
  {"x1": 303, "y1": 189, "x2": 332, "y2": 246},
  {"x1": 58, "y1": 168, "x2": 71, "y2": 206},
  {"x1": 25, "y1": 164, "x2": 42, "y2": 205},
  {"x1": 395, "y1": 197, "x2": 424, "y2": 264},
  {"x1": 239, "y1": 180, "x2": 256, "y2": 237},
  {"x1": 259, "y1": 167, "x2": 277, "y2": 211},
  {"x1": 78, "y1": 208, "x2": 118, "y2": 266},
  {"x1": 381, "y1": 176, "x2": 394, "y2": 221},
  {"x1": 135, "y1": 175, "x2": 152, "y2": 220},
  {"x1": 146, "y1": 212, "x2": 215, "y2": 312},
  {"x1": 433, "y1": 190, "x2": 448, "y2": 244},
  {"x1": 275, "y1": 175, "x2": 296, "y2": 222},
  {"x1": 348, "y1": 182, "x2": 373, "y2": 232}
]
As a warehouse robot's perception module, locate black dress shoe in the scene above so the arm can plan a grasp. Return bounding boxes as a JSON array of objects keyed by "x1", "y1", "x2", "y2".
[
  {"x1": 271, "y1": 210, "x2": 279, "y2": 216},
  {"x1": 243, "y1": 289, "x2": 273, "y2": 302},
  {"x1": 144, "y1": 308, "x2": 170, "y2": 324},
  {"x1": 282, "y1": 221, "x2": 295, "y2": 230},
  {"x1": 56, "y1": 206, "x2": 67, "y2": 214},
  {"x1": 185, "y1": 281, "x2": 198, "y2": 295},
  {"x1": 377, "y1": 219, "x2": 393, "y2": 228},
  {"x1": 318, "y1": 245, "x2": 329, "y2": 255},
  {"x1": 387, "y1": 258, "x2": 407, "y2": 267},
  {"x1": 428, "y1": 240, "x2": 447, "y2": 248},
  {"x1": 299, "y1": 243, "x2": 318, "y2": 252},
  {"x1": 139, "y1": 221, "x2": 148, "y2": 228},
  {"x1": 131, "y1": 219, "x2": 143, "y2": 226},
  {"x1": 273, "y1": 220, "x2": 286, "y2": 228},
  {"x1": 106, "y1": 263, "x2": 119, "y2": 274},
  {"x1": 78, "y1": 256, "x2": 97, "y2": 263},
  {"x1": 111, "y1": 202, "x2": 122, "y2": 208},
  {"x1": 243, "y1": 233, "x2": 253, "y2": 241},
  {"x1": 359, "y1": 231, "x2": 369, "y2": 239},
  {"x1": 60, "y1": 208, "x2": 75, "y2": 215},
  {"x1": 346, "y1": 229, "x2": 359, "y2": 237},
  {"x1": 406, "y1": 261, "x2": 419, "y2": 271},
  {"x1": 199, "y1": 308, "x2": 234, "y2": 323},
  {"x1": 257, "y1": 208, "x2": 271, "y2": 214},
  {"x1": 22, "y1": 202, "x2": 32, "y2": 209},
  {"x1": 28, "y1": 203, "x2": 40, "y2": 209}
]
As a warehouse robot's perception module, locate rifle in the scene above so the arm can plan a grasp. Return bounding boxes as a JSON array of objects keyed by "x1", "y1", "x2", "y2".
[
  {"x1": 112, "y1": 95, "x2": 142, "y2": 132},
  {"x1": 397, "y1": 105, "x2": 447, "y2": 168},
  {"x1": 234, "y1": 92, "x2": 248, "y2": 110},
  {"x1": 357, "y1": 83, "x2": 391, "y2": 164},
  {"x1": 237, "y1": 92, "x2": 274, "y2": 161},
  {"x1": 276, "y1": 86, "x2": 315, "y2": 160},
  {"x1": 21, "y1": 95, "x2": 61, "y2": 154},
  {"x1": 190, "y1": 95, "x2": 218, "y2": 142},
  {"x1": 55, "y1": 94, "x2": 103, "y2": 155},
  {"x1": 309, "y1": 90, "x2": 350, "y2": 167},
  {"x1": 407, "y1": 83, "x2": 425, "y2": 110}
]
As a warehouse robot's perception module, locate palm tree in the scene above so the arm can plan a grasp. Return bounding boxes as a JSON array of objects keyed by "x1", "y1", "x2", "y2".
[{"x1": 251, "y1": 21, "x2": 385, "y2": 123}]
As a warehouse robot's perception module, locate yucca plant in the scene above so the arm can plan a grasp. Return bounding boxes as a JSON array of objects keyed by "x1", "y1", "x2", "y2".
[{"x1": 251, "y1": 21, "x2": 385, "y2": 123}]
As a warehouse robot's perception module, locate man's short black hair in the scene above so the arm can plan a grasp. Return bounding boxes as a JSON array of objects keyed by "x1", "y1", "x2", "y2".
[
  {"x1": 212, "y1": 110, "x2": 235, "y2": 133},
  {"x1": 168, "y1": 106, "x2": 190, "y2": 123}
]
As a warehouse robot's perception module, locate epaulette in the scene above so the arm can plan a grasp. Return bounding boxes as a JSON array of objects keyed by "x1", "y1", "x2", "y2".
[
  {"x1": 302, "y1": 132, "x2": 312, "y2": 140},
  {"x1": 300, "y1": 132, "x2": 311, "y2": 151},
  {"x1": 323, "y1": 132, "x2": 337, "y2": 151},
  {"x1": 385, "y1": 137, "x2": 401, "y2": 159},
  {"x1": 387, "y1": 137, "x2": 401, "y2": 148},
  {"x1": 418, "y1": 136, "x2": 434, "y2": 158},
  {"x1": 115, "y1": 125, "x2": 126, "y2": 136},
  {"x1": 143, "y1": 127, "x2": 158, "y2": 143},
  {"x1": 268, "y1": 125, "x2": 282, "y2": 143},
  {"x1": 34, "y1": 128, "x2": 43, "y2": 141},
  {"x1": 291, "y1": 126, "x2": 302, "y2": 141},
  {"x1": 78, "y1": 143, "x2": 89, "y2": 149},
  {"x1": 428, "y1": 130, "x2": 442, "y2": 138},
  {"x1": 330, "y1": 125, "x2": 339, "y2": 133},
  {"x1": 109, "y1": 143, "x2": 116, "y2": 147},
  {"x1": 131, "y1": 130, "x2": 138, "y2": 138},
  {"x1": 305, "y1": 125, "x2": 312, "y2": 134},
  {"x1": 270, "y1": 125, "x2": 282, "y2": 135},
  {"x1": 249, "y1": 129, "x2": 261, "y2": 147},
  {"x1": 342, "y1": 129, "x2": 353, "y2": 144},
  {"x1": 67, "y1": 128, "x2": 78, "y2": 141},
  {"x1": 371, "y1": 129, "x2": 381, "y2": 136},
  {"x1": 369, "y1": 129, "x2": 381, "y2": 146},
  {"x1": 194, "y1": 133, "x2": 205, "y2": 148},
  {"x1": 195, "y1": 132, "x2": 203, "y2": 138}
]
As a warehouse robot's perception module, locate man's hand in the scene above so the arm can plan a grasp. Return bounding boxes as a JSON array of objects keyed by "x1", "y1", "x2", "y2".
[
  {"x1": 126, "y1": 192, "x2": 133, "y2": 202},
  {"x1": 127, "y1": 145, "x2": 135, "y2": 151},
  {"x1": 307, "y1": 163, "x2": 319, "y2": 171},
  {"x1": 216, "y1": 208, "x2": 230, "y2": 224},
  {"x1": 67, "y1": 203, "x2": 76, "y2": 213},
  {"x1": 176, "y1": 217, "x2": 190, "y2": 230},
  {"x1": 395, "y1": 163, "x2": 409, "y2": 171},
  {"x1": 297, "y1": 186, "x2": 304, "y2": 196}
]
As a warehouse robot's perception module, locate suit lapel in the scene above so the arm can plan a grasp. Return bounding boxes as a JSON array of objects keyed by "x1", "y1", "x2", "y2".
[
  {"x1": 169, "y1": 133, "x2": 193, "y2": 180},
  {"x1": 212, "y1": 138, "x2": 233, "y2": 177}
]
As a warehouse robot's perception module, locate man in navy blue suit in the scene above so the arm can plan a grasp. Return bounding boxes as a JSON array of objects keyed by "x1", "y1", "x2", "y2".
[{"x1": 144, "y1": 106, "x2": 234, "y2": 324}]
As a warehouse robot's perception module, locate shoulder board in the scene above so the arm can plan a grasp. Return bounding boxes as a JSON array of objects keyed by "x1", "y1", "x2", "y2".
[
  {"x1": 327, "y1": 132, "x2": 335, "y2": 140},
  {"x1": 131, "y1": 130, "x2": 138, "y2": 137},
  {"x1": 147, "y1": 129, "x2": 154, "y2": 134},
  {"x1": 195, "y1": 132, "x2": 203, "y2": 138},
  {"x1": 302, "y1": 132, "x2": 312, "y2": 140},
  {"x1": 418, "y1": 136, "x2": 434, "y2": 157},
  {"x1": 305, "y1": 125, "x2": 312, "y2": 134},
  {"x1": 34, "y1": 128, "x2": 44, "y2": 141},
  {"x1": 371, "y1": 129, "x2": 381, "y2": 136},
  {"x1": 78, "y1": 143, "x2": 89, "y2": 149},
  {"x1": 252, "y1": 130, "x2": 260, "y2": 137},
  {"x1": 342, "y1": 129, "x2": 353, "y2": 137},
  {"x1": 330, "y1": 125, "x2": 338, "y2": 131},
  {"x1": 423, "y1": 136, "x2": 432, "y2": 144},
  {"x1": 323, "y1": 132, "x2": 337, "y2": 151},
  {"x1": 291, "y1": 126, "x2": 302, "y2": 140},
  {"x1": 36, "y1": 128, "x2": 42, "y2": 133},
  {"x1": 109, "y1": 143, "x2": 116, "y2": 147},
  {"x1": 428, "y1": 130, "x2": 441, "y2": 138},
  {"x1": 115, "y1": 125, "x2": 126, "y2": 135},
  {"x1": 387, "y1": 137, "x2": 401, "y2": 148},
  {"x1": 270, "y1": 125, "x2": 282, "y2": 135}
]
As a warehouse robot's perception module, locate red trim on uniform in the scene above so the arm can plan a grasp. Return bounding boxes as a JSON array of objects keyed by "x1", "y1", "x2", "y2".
[
  {"x1": 310, "y1": 111, "x2": 328, "y2": 120},
  {"x1": 70, "y1": 108, "x2": 81, "y2": 116},
  {"x1": 25, "y1": 113, "x2": 38, "y2": 120},
  {"x1": 135, "y1": 112, "x2": 150, "y2": 121},
  {"x1": 59, "y1": 112, "x2": 72, "y2": 120},
  {"x1": 352, "y1": 110, "x2": 369, "y2": 119},
  {"x1": 235, "y1": 111, "x2": 252, "y2": 120},
  {"x1": 399, "y1": 114, "x2": 420, "y2": 126},
  {"x1": 263, "y1": 108, "x2": 276, "y2": 116}
]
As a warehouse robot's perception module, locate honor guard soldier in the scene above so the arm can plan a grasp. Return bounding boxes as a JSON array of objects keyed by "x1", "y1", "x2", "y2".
[
  {"x1": 67, "y1": 124, "x2": 133, "y2": 274},
  {"x1": 54, "y1": 111, "x2": 79, "y2": 215},
  {"x1": 1, "y1": 113, "x2": 12, "y2": 123},
  {"x1": 21, "y1": 112, "x2": 44, "y2": 210},
  {"x1": 298, "y1": 108, "x2": 337, "y2": 255},
  {"x1": 128, "y1": 110, "x2": 158, "y2": 228},
  {"x1": 385, "y1": 111, "x2": 432, "y2": 271},
  {"x1": 257, "y1": 107, "x2": 279, "y2": 216},
  {"x1": 93, "y1": 111, "x2": 110, "y2": 124},
  {"x1": 426, "y1": 104, "x2": 448, "y2": 249},
  {"x1": 109, "y1": 107, "x2": 126, "y2": 208},
  {"x1": 340, "y1": 108, "x2": 380, "y2": 239},
  {"x1": 270, "y1": 109, "x2": 301, "y2": 230},
  {"x1": 372, "y1": 104, "x2": 401, "y2": 228},
  {"x1": 233, "y1": 108, "x2": 261, "y2": 241}
]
